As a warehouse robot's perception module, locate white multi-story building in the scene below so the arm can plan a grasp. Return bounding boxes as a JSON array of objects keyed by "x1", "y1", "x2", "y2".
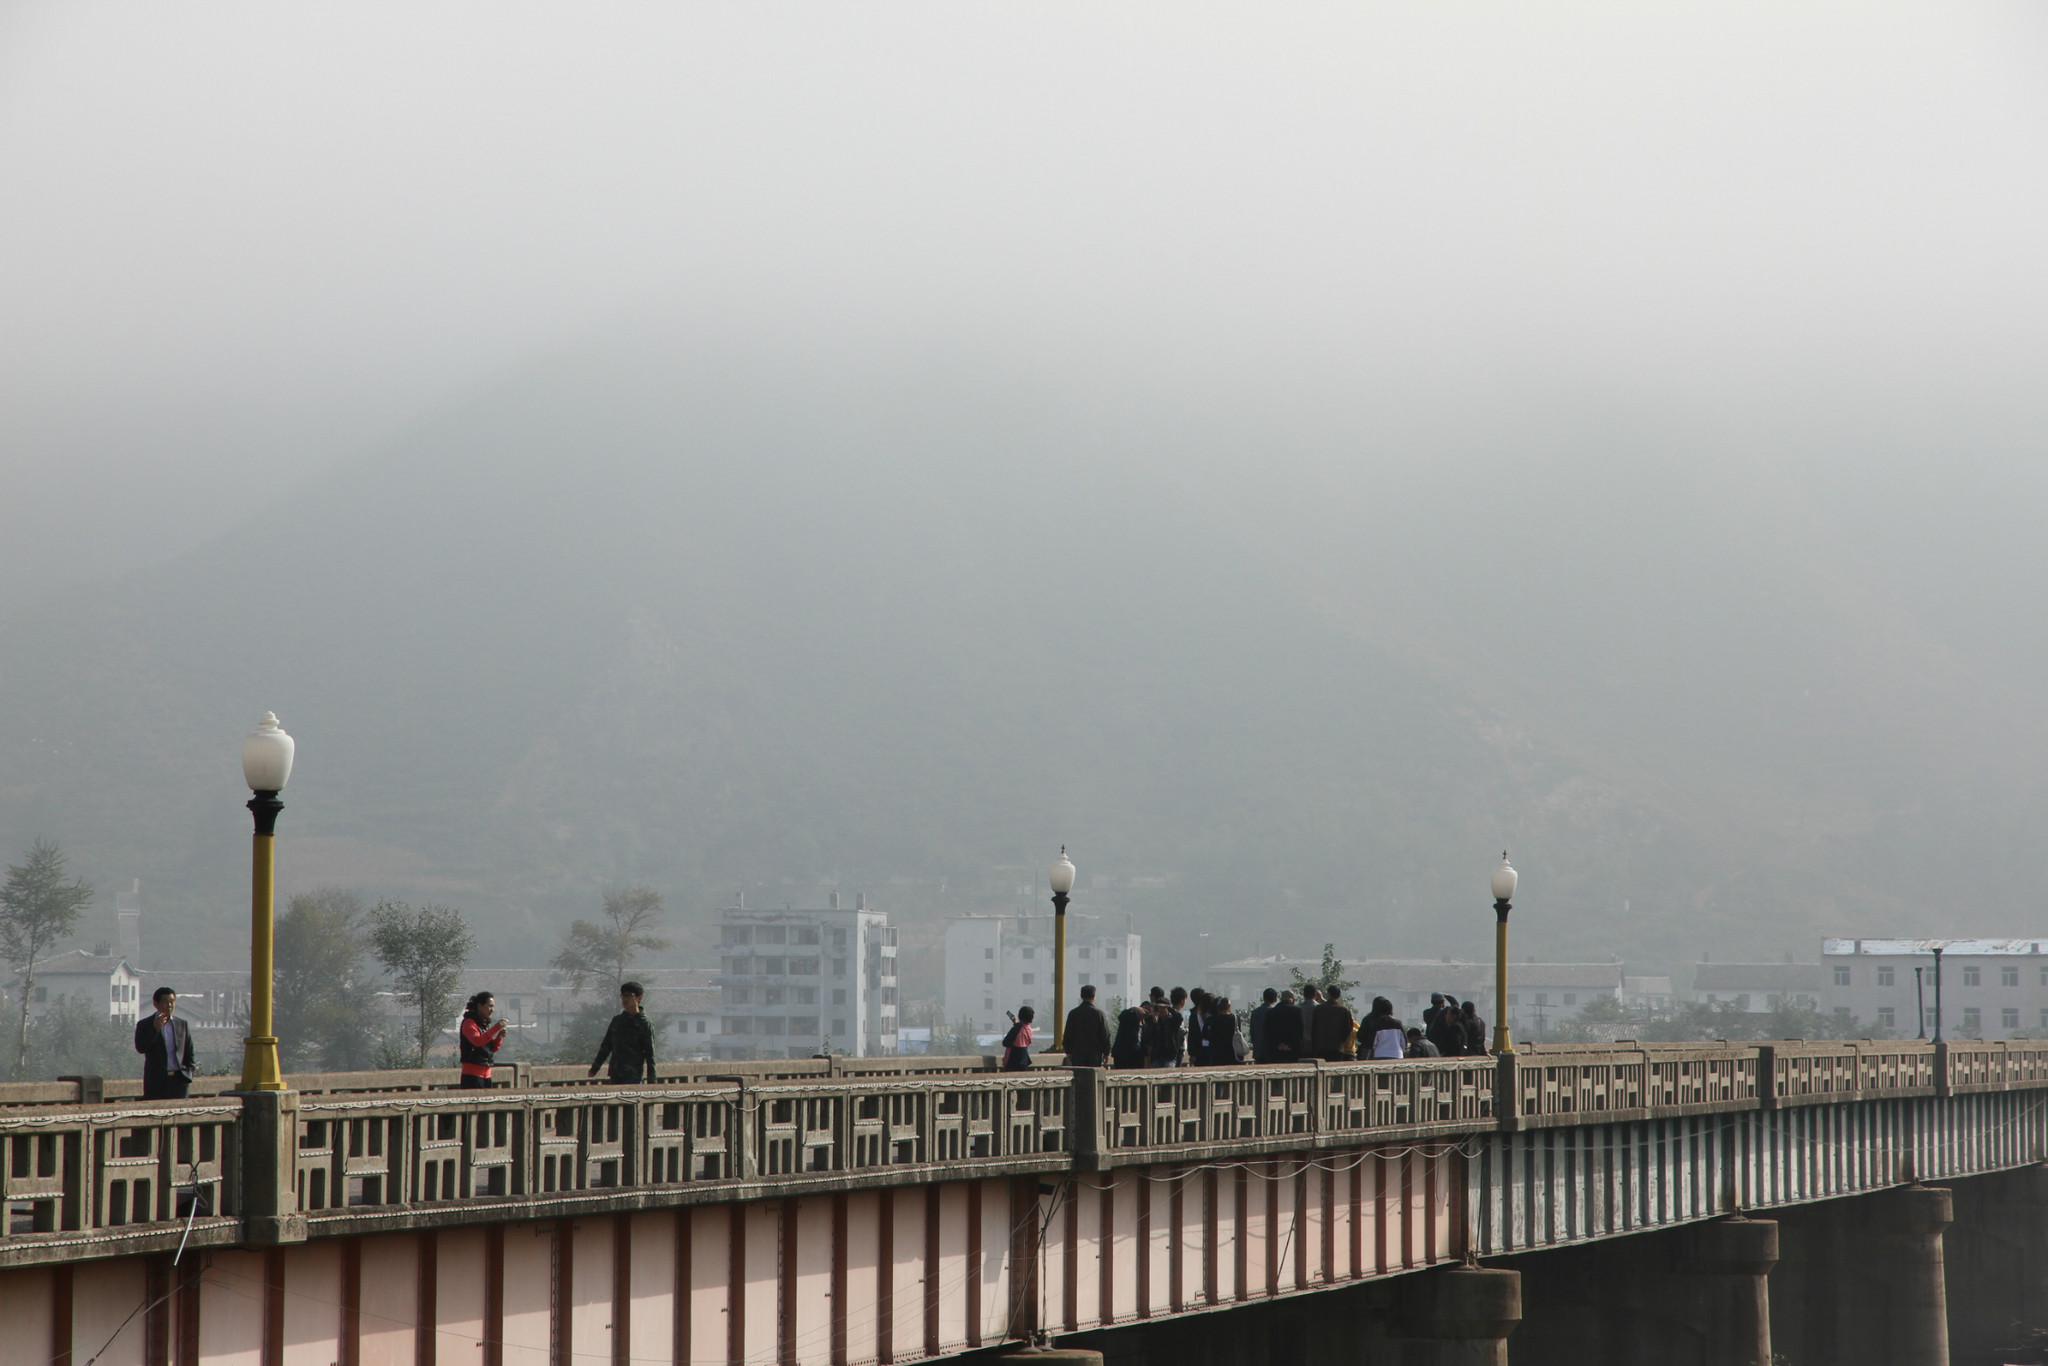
[
  {"x1": 1820, "y1": 938, "x2": 2048, "y2": 1039},
  {"x1": 714, "y1": 894, "x2": 897, "y2": 1059},
  {"x1": 944, "y1": 914, "x2": 1142, "y2": 1036}
]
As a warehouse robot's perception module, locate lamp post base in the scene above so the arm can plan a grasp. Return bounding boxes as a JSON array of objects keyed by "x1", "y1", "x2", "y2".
[
  {"x1": 1492, "y1": 1026, "x2": 1513, "y2": 1055},
  {"x1": 239, "y1": 1036, "x2": 285, "y2": 1092}
]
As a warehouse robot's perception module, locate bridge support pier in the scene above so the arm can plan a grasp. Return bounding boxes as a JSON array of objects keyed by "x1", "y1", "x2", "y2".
[
  {"x1": 1371, "y1": 1266, "x2": 1523, "y2": 1366},
  {"x1": 1773, "y1": 1184, "x2": 1951, "y2": 1366},
  {"x1": 1942, "y1": 1165, "x2": 2048, "y2": 1366},
  {"x1": 1503, "y1": 1217, "x2": 1774, "y2": 1366}
]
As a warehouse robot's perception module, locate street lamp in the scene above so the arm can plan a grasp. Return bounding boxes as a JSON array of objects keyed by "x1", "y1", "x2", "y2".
[
  {"x1": 1931, "y1": 943, "x2": 1945, "y2": 1045},
  {"x1": 239, "y1": 712, "x2": 295, "y2": 1091},
  {"x1": 1915, "y1": 966, "x2": 1926, "y2": 1040},
  {"x1": 1048, "y1": 848, "x2": 1076, "y2": 1050},
  {"x1": 1491, "y1": 853, "x2": 1517, "y2": 1055}
]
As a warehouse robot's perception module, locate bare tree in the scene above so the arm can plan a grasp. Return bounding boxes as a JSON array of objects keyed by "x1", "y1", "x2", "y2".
[
  {"x1": 1, "y1": 839, "x2": 95, "y2": 1081},
  {"x1": 550, "y1": 884, "x2": 670, "y2": 993},
  {"x1": 367, "y1": 900, "x2": 474, "y2": 1068}
]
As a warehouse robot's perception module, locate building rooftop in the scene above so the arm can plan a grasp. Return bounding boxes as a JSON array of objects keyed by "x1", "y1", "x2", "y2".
[
  {"x1": 1692, "y1": 962, "x2": 1824, "y2": 992},
  {"x1": 1821, "y1": 938, "x2": 2048, "y2": 956}
]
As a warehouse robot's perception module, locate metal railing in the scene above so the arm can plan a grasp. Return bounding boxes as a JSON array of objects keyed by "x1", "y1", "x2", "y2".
[{"x1": 7, "y1": 1039, "x2": 2048, "y2": 1265}]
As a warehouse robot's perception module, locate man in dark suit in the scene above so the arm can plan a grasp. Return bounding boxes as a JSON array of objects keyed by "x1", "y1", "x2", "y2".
[{"x1": 135, "y1": 987, "x2": 196, "y2": 1099}]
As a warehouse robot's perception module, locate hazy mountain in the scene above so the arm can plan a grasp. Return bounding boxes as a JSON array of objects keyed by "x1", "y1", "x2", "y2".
[{"x1": 5, "y1": 333, "x2": 2045, "y2": 987}]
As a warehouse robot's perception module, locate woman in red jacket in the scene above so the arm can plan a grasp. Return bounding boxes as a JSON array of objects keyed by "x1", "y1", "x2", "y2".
[{"x1": 460, "y1": 991, "x2": 509, "y2": 1088}]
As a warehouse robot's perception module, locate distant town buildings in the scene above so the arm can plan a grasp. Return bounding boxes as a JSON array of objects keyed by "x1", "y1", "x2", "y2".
[
  {"x1": 1690, "y1": 960, "x2": 1824, "y2": 1014},
  {"x1": 944, "y1": 913, "x2": 1143, "y2": 1036},
  {"x1": 714, "y1": 894, "x2": 898, "y2": 1059}
]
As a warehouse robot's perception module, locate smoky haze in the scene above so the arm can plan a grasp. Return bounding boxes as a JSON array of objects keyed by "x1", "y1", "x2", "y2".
[{"x1": 4, "y1": 5, "x2": 2048, "y2": 987}]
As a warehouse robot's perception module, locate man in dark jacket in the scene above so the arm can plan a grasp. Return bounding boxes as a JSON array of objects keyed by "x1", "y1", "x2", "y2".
[
  {"x1": 1267, "y1": 990, "x2": 1306, "y2": 1062},
  {"x1": 589, "y1": 981, "x2": 657, "y2": 1083},
  {"x1": 135, "y1": 987, "x2": 196, "y2": 1099},
  {"x1": 1310, "y1": 986, "x2": 1357, "y2": 1062},
  {"x1": 1461, "y1": 1000, "x2": 1489, "y2": 1056},
  {"x1": 1427, "y1": 995, "x2": 1466, "y2": 1057},
  {"x1": 1062, "y1": 984, "x2": 1113, "y2": 1066},
  {"x1": 1249, "y1": 988, "x2": 1278, "y2": 1063}
]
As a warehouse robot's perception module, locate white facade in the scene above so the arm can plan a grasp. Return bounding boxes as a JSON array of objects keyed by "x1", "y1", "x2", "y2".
[
  {"x1": 1821, "y1": 938, "x2": 2048, "y2": 1039},
  {"x1": 9, "y1": 951, "x2": 144, "y2": 1023},
  {"x1": 944, "y1": 913, "x2": 1142, "y2": 1036},
  {"x1": 714, "y1": 895, "x2": 897, "y2": 1059}
]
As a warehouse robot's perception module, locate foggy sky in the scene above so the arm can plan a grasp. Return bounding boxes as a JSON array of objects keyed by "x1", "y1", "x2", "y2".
[{"x1": 6, "y1": 4, "x2": 2048, "y2": 618}]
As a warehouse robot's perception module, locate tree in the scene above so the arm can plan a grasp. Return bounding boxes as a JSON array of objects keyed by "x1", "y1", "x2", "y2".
[
  {"x1": 1289, "y1": 943, "x2": 1358, "y2": 1000},
  {"x1": 0, "y1": 995, "x2": 134, "y2": 1081},
  {"x1": 367, "y1": 900, "x2": 474, "y2": 1068},
  {"x1": 1, "y1": 839, "x2": 95, "y2": 1081},
  {"x1": 550, "y1": 884, "x2": 670, "y2": 993},
  {"x1": 274, "y1": 888, "x2": 382, "y2": 1073}
]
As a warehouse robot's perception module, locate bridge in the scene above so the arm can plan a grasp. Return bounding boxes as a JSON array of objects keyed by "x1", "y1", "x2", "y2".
[{"x1": 3, "y1": 1041, "x2": 2045, "y2": 1366}]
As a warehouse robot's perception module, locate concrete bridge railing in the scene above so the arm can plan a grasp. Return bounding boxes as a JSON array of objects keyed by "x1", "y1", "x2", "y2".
[{"x1": 6, "y1": 1038, "x2": 2047, "y2": 1270}]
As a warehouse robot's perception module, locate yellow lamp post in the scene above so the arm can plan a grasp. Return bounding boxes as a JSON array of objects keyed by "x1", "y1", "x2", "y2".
[
  {"x1": 239, "y1": 712, "x2": 295, "y2": 1091},
  {"x1": 1048, "y1": 848, "x2": 1076, "y2": 1049},
  {"x1": 1491, "y1": 853, "x2": 1518, "y2": 1054}
]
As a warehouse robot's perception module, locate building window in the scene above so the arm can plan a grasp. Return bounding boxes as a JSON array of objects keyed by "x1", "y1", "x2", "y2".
[
  {"x1": 984, "y1": 973, "x2": 993, "y2": 984},
  {"x1": 1563, "y1": 994, "x2": 1577, "y2": 1006},
  {"x1": 695, "y1": 1020, "x2": 706, "y2": 1033},
  {"x1": 832, "y1": 959, "x2": 847, "y2": 976},
  {"x1": 984, "y1": 998, "x2": 994, "y2": 1010},
  {"x1": 760, "y1": 927, "x2": 787, "y2": 945},
  {"x1": 792, "y1": 1016, "x2": 819, "y2": 1035},
  {"x1": 765, "y1": 957, "x2": 786, "y2": 975},
  {"x1": 723, "y1": 927, "x2": 754, "y2": 946},
  {"x1": 723, "y1": 1017, "x2": 752, "y2": 1034},
  {"x1": 764, "y1": 986, "x2": 785, "y2": 1005},
  {"x1": 726, "y1": 987, "x2": 753, "y2": 1005},
  {"x1": 1106, "y1": 947, "x2": 1117, "y2": 959},
  {"x1": 1833, "y1": 967, "x2": 1851, "y2": 986},
  {"x1": 1105, "y1": 974, "x2": 1118, "y2": 985},
  {"x1": 1926, "y1": 1008, "x2": 1938, "y2": 1029},
  {"x1": 1080, "y1": 947, "x2": 1091, "y2": 959},
  {"x1": 1963, "y1": 1007, "x2": 1982, "y2": 1032},
  {"x1": 1878, "y1": 1007, "x2": 1895, "y2": 1029},
  {"x1": 833, "y1": 930, "x2": 847, "y2": 948},
  {"x1": 985, "y1": 948, "x2": 994, "y2": 959},
  {"x1": 2004, "y1": 1008, "x2": 2020, "y2": 1031},
  {"x1": 1022, "y1": 948, "x2": 1035, "y2": 960},
  {"x1": 832, "y1": 990, "x2": 846, "y2": 1005},
  {"x1": 796, "y1": 988, "x2": 817, "y2": 1005},
  {"x1": 1964, "y1": 967, "x2": 1981, "y2": 987},
  {"x1": 1022, "y1": 974, "x2": 1035, "y2": 985},
  {"x1": 1878, "y1": 967, "x2": 1894, "y2": 987},
  {"x1": 832, "y1": 1019, "x2": 847, "y2": 1034},
  {"x1": 2004, "y1": 966, "x2": 2020, "y2": 987},
  {"x1": 795, "y1": 927, "x2": 820, "y2": 945},
  {"x1": 762, "y1": 1017, "x2": 788, "y2": 1035},
  {"x1": 1736, "y1": 995, "x2": 1751, "y2": 1010},
  {"x1": 1534, "y1": 993, "x2": 1548, "y2": 1006}
]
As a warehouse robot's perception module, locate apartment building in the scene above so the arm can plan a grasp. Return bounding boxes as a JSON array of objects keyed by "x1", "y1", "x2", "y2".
[
  {"x1": 1820, "y1": 938, "x2": 2048, "y2": 1039},
  {"x1": 944, "y1": 914, "x2": 1142, "y2": 1036},
  {"x1": 1690, "y1": 961, "x2": 1824, "y2": 1013},
  {"x1": 714, "y1": 895, "x2": 897, "y2": 1059}
]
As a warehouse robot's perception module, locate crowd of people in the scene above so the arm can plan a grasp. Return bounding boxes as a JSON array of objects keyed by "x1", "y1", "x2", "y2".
[{"x1": 1024, "y1": 982, "x2": 1491, "y2": 1070}]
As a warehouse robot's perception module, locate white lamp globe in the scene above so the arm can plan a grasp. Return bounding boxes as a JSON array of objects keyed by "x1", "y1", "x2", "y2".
[
  {"x1": 1048, "y1": 848, "x2": 1076, "y2": 897},
  {"x1": 1490, "y1": 853, "x2": 1518, "y2": 903},
  {"x1": 242, "y1": 712, "x2": 296, "y2": 793}
]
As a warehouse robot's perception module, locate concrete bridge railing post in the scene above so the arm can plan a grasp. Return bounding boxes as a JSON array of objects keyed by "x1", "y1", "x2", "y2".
[{"x1": 237, "y1": 1088, "x2": 306, "y2": 1245}]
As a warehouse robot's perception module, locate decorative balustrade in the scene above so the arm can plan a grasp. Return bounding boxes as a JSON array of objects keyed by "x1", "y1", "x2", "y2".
[
  {"x1": 0, "y1": 1101, "x2": 240, "y2": 1263},
  {"x1": 8, "y1": 1039, "x2": 2048, "y2": 1267}
]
